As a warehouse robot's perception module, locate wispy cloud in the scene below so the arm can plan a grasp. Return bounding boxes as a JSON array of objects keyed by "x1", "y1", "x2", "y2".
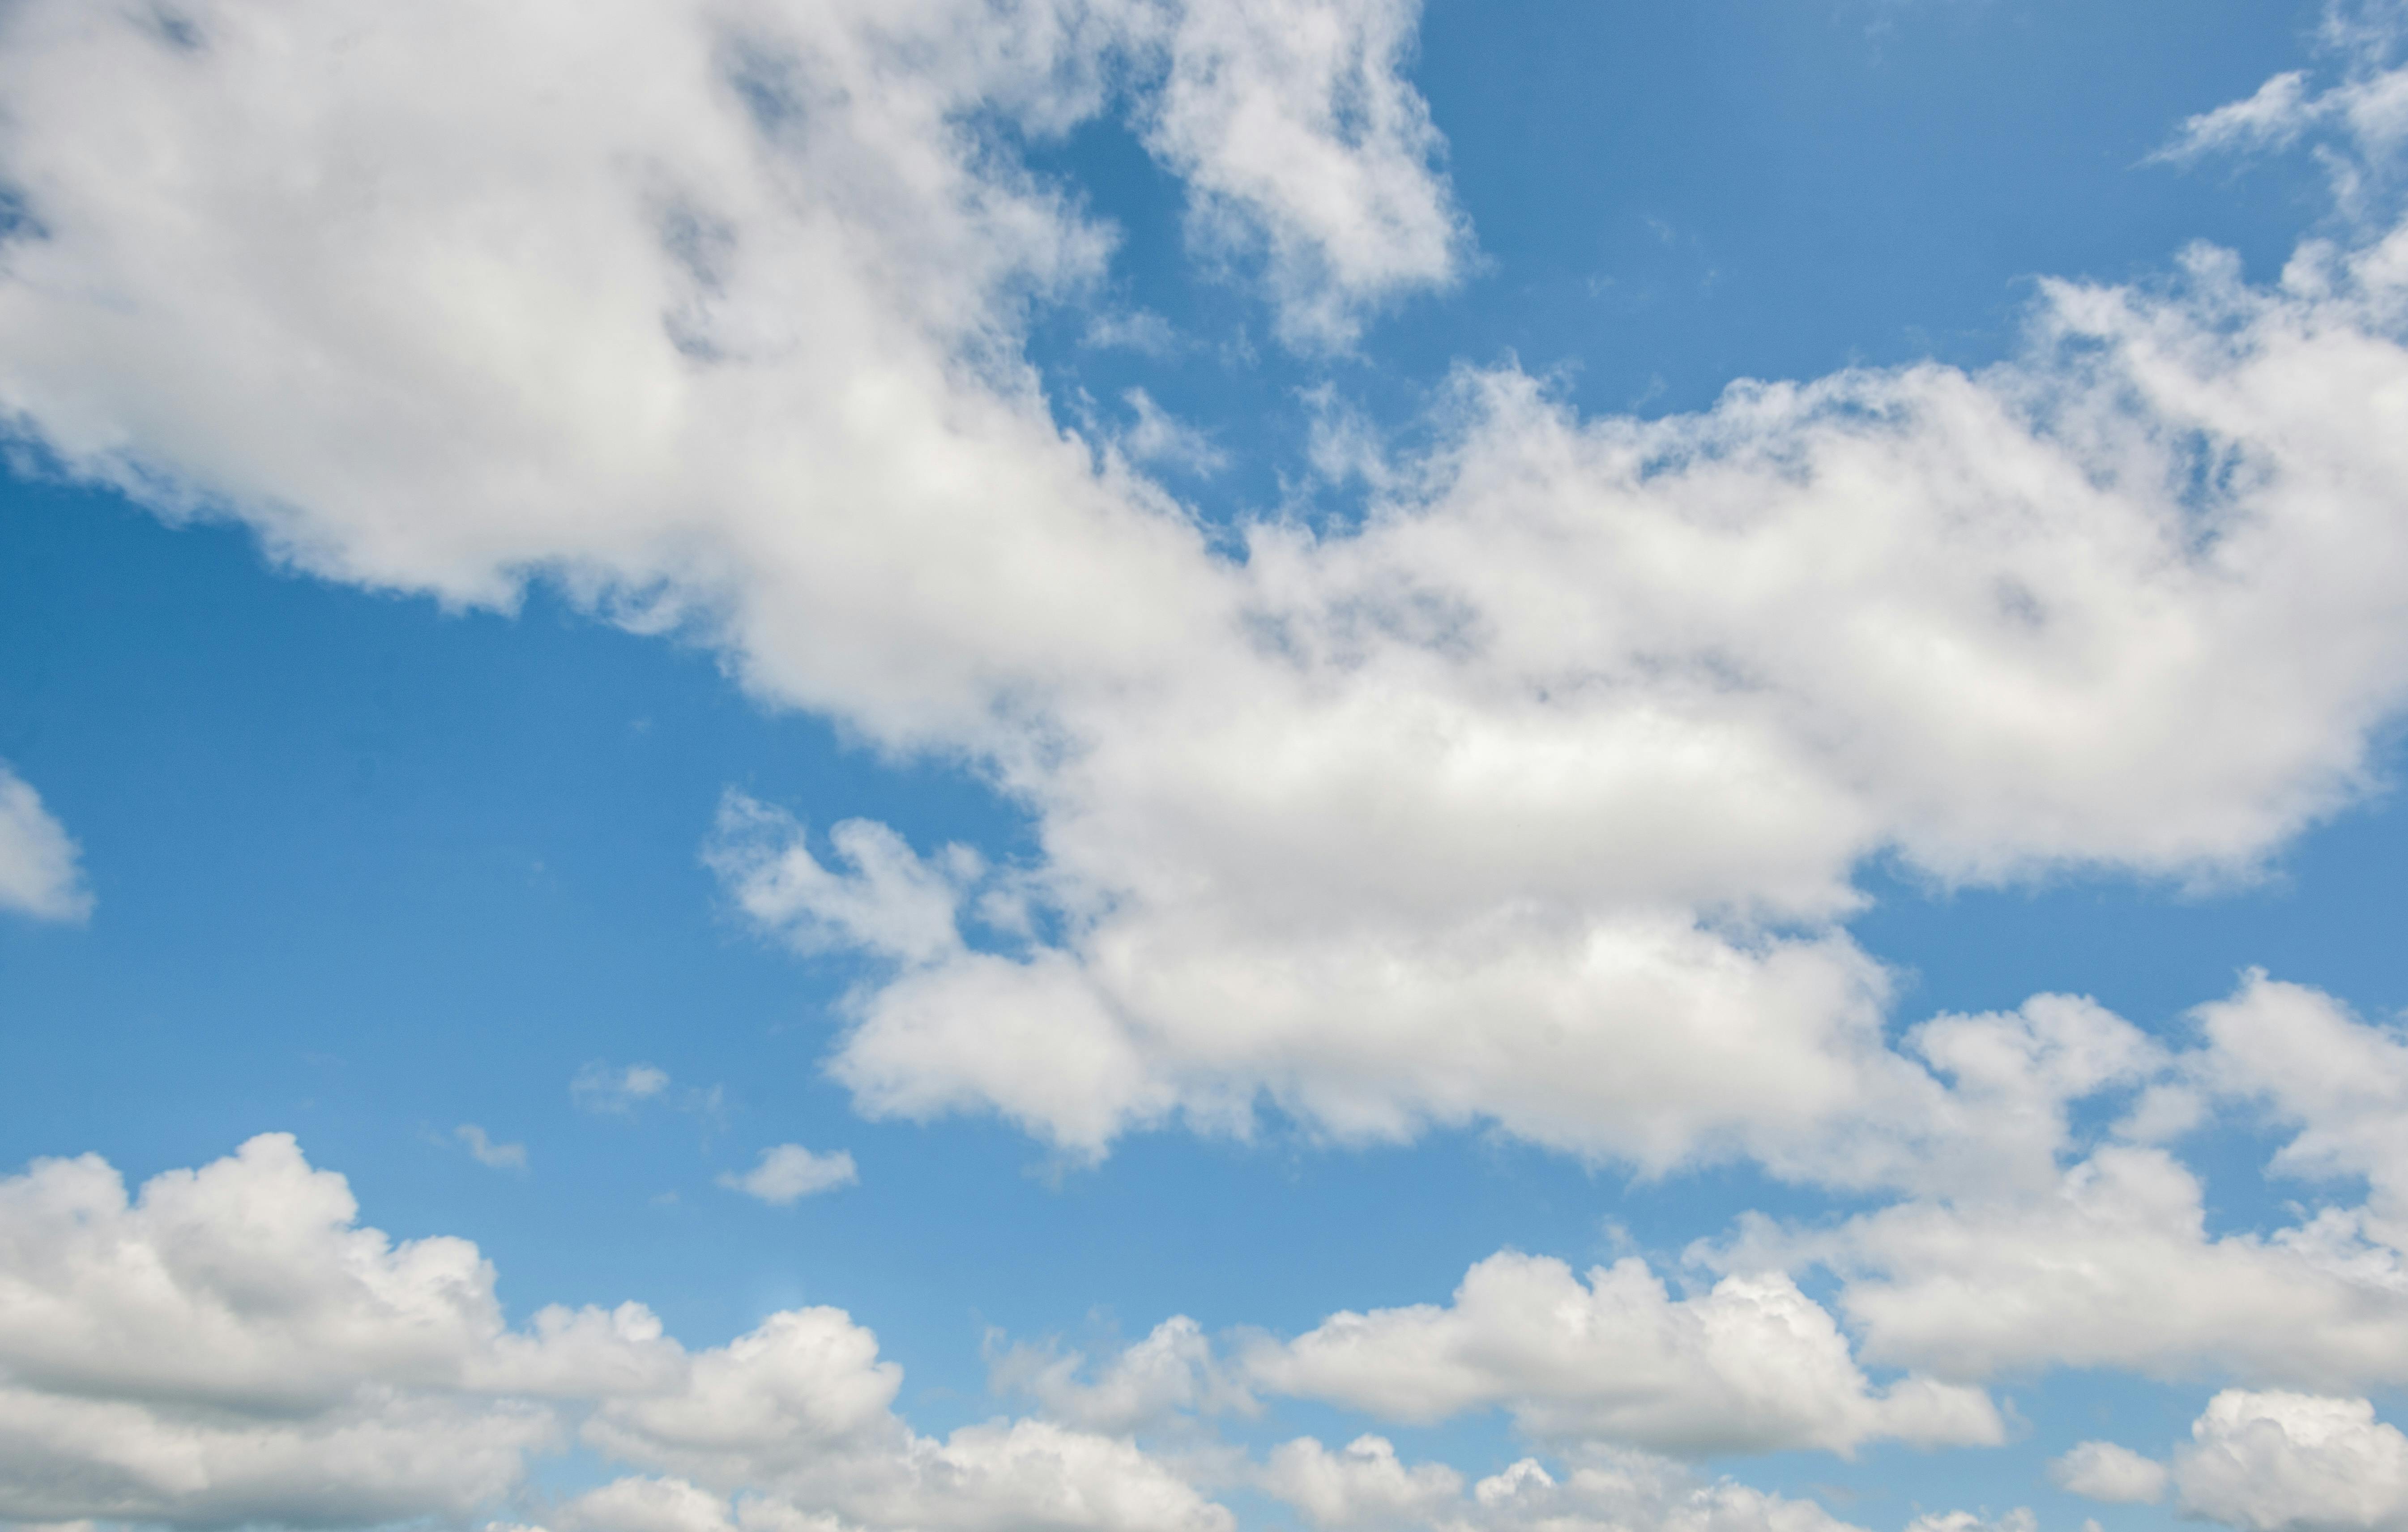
[
  {"x1": 0, "y1": 761, "x2": 91, "y2": 923},
  {"x1": 571, "y1": 1063, "x2": 672, "y2": 1115},
  {"x1": 453, "y1": 1124, "x2": 528, "y2": 1172}
]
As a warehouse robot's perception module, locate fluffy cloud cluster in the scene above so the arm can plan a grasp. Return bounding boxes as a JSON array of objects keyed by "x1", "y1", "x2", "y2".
[
  {"x1": 0, "y1": 760, "x2": 89, "y2": 922},
  {"x1": 1243, "y1": 1251, "x2": 1997, "y2": 1456},
  {"x1": 2176, "y1": 1391, "x2": 2408, "y2": 1531},
  {"x1": 10, "y1": 0, "x2": 2408, "y2": 1189},
  {"x1": 997, "y1": 1251, "x2": 1999, "y2": 1465},
  {"x1": 1257, "y1": 1444, "x2": 1874, "y2": 1532},
  {"x1": 1699, "y1": 977, "x2": 2408, "y2": 1394},
  {"x1": 0, "y1": 1137, "x2": 1226, "y2": 1532},
  {"x1": 2059, "y1": 1390, "x2": 2408, "y2": 1530}
]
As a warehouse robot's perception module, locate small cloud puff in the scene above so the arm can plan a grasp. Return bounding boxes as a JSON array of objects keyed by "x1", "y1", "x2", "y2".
[
  {"x1": 719, "y1": 1145, "x2": 858, "y2": 1206},
  {"x1": 453, "y1": 1125, "x2": 529, "y2": 1172},
  {"x1": 574, "y1": 1063, "x2": 672, "y2": 1114},
  {"x1": 0, "y1": 761, "x2": 92, "y2": 923},
  {"x1": 2050, "y1": 1440, "x2": 2167, "y2": 1504}
]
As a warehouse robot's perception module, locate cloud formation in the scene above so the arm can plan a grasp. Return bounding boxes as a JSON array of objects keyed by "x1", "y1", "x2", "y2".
[
  {"x1": 8, "y1": 0, "x2": 2408, "y2": 1188},
  {"x1": 0, "y1": 1137, "x2": 1225, "y2": 1532},
  {"x1": 0, "y1": 761, "x2": 90, "y2": 922},
  {"x1": 1257, "y1": 1447, "x2": 1874, "y2": 1532},
  {"x1": 2050, "y1": 1440, "x2": 2169, "y2": 1505},
  {"x1": 1242, "y1": 1250, "x2": 1998, "y2": 1457},
  {"x1": 2175, "y1": 1391, "x2": 2408, "y2": 1532},
  {"x1": 718, "y1": 1144, "x2": 858, "y2": 1205}
]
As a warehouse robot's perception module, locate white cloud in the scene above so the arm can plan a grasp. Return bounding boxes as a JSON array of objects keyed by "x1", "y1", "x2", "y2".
[
  {"x1": 2154, "y1": 2, "x2": 2408, "y2": 196},
  {"x1": 707, "y1": 797, "x2": 974, "y2": 969},
  {"x1": 717, "y1": 1146, "x2": 857, "y2": 1206},
  {"x1": 1692, "y1": 975, "x2": 2408, "y2": 1394},
  {"x1": 2157, "y1": 71, "x2": 2321, "y2": 161},
  {"x1": 1459, "y1": 1452, "x2": 1866, "y2": 1532},
  {"x1": 1733, "y1": 1141, "x2": 2408, "y2": 1391},
  {"x1": 1253, "y1": 1444, "x2": 1875, "y2": 1532},
  {"x1": 2189, "y1": 974, "x2": 2408, "y2": 1248},
  {"x1": 575, "y1": 1063, "x2": 675, "y2": 1114},
  {"x1": 1242, "y1": 1250, "x2": 1998, "y2": 1457},
  {"x1": 0, "y1": 1137, "x2": 1235, "y2": 1532},
  {"x1": 991, "y1": 1316, "x2": 1256, "y2": 1434},
  {"x1": 2049, "y1": 1441, "x2": 2168, "y2": 1504},
  {"x1": 12, "y1": 0, "x2": 2408, "y2": 1196},
  {"x1": 2175, "y1": 1391, "x2": 2408, "y2": 1532},
  {"x1": 1259, "y1": 1435, "x2": 1461, "y2": 1529},
  {"x1": 0, "y1": 762, "x2": 90, "y2": 923},
  {"x1": 1903, "y1": 1514, "x2": 2032, "y2": 1532},
  {"x1": 1119, "y1": 389, "x2": 1228, "y2": 477},
  {"x1": 0, "y1": 1135, "x2": 676, "y2": 1525},
  {"x1": 454, "y1": 1124, "x2": 529, "y2": 1171},
  {"x1": 1139, "y1": 0, "x2": 1469, "y2": 347}
]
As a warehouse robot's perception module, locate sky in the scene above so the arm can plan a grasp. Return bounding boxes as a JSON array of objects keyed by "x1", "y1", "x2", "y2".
[{"x1": 9, "y1": 0, "x2": 2408, "y2": 1529}]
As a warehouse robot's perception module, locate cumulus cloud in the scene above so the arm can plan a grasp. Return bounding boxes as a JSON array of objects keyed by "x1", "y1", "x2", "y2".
[
  {"x1": 1695, "y1": 975, "x2": 2408, "y2": 1393},
  {"x1": 0, "y1": 1137, "x2": 1235, "y2": 1532},
  {"x1": 717, "y1": 1145, "x2": 857, "y2": 1206},
  {"x1": 11, "y1": 0, "x2": 2408, "y2": 1201},
  {"x1": 1241, "y1": 1250, "x2": 1998, "y2": 1457},
  {"x1": 0, "y1": 762, "x2": 90, "y2": 923},
  {"x1": 1259, "y1": 1436, "x2": 1462, "y2": 1529},
  {"x1": 0, "y1": 1135, "x2": 673, "y2": 1525},
  {"x1": 1252, "y1": 1442, "x2": 1878, "y2": 1532},
  {"x1": 991, "y1": 1316, "x2": 1256, "y2": 1435},
  {"x1": 2175, "y1": 1391, "x2": 2408, "y2": 1531},
  {"x1": 707, "y1": 797, "x2": 977, "y2": 969},
  {"x1": 1731, "y1": 1141, "x2": 2408, "y2": 1391},
  {"x1": 2189, "y1": 974, "x2": 2408, "y2": 1249},
  {"x1": 1139, "y1": 0, "x2": 1469, "y2": 346},
  {"x1": 2049, "y1": 1441, "x2": 2168, "y2": 1504}
]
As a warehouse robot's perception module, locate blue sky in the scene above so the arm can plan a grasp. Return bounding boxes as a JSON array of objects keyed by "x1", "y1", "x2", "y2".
[{"x1": 8, "y1": 1, "x2": 2408, "y2": 1529}]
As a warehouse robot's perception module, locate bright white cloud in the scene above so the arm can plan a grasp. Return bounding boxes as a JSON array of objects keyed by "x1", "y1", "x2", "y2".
[
  {"x1": 0, "y1": 1135, "x2": 674, "y2": 1525},
  {"x1": 1242, "y1": 1250, "x2": 1998, "y2": 1457},
  {"x1": 2049, "y1": 1440, "x2": 2168, "y2": 1505},
  {"x1": 2175, "y1": 1391, "x2": 2408, "y2": 1532},
  {"x1": 1140, "y1": 0, "x2": 1468, "y2": 347},
  {"x1": 1259, "y1": 1436, "x2": 1462, "y2": 1530},
  {"x1": 717, "y1": 1145, "x2": 858, "y2": 1206},
  {"x1": 0, "y1": 761, "x2": 90, "y2": 923},
  {"x1": 0, "y1": 1137, "x2": 1236, "y2": 1532}
]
